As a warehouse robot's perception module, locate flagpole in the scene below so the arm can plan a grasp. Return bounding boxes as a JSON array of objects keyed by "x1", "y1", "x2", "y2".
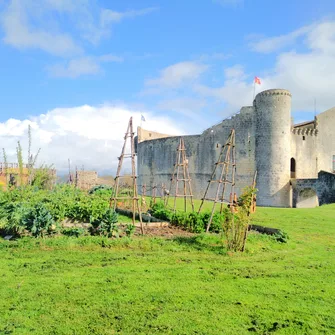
[{"x1": 253, "y1": 80, "x2": 256, "y2": 101}]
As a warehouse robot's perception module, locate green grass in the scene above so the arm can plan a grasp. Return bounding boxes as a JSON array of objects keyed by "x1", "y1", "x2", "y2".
[
  {"x1": 148, "y1": 196, "x2": 214, "y2": 213},
  {"x1": 0, "y1": 204, "x2": 334, "y2": 334},
  {"x1": 117, "y1": 214, "x2": 136, "y2": 224}
]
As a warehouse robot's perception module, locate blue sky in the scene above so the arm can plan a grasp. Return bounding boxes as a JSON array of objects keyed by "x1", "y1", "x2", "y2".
[{"x1": 0, "y1": 0, "x2": 335, "y2": 172}]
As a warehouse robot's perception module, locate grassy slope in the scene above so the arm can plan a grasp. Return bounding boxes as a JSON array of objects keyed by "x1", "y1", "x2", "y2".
[{"x1": 0, "y1": 204, "x2": 334, "y2": 334}]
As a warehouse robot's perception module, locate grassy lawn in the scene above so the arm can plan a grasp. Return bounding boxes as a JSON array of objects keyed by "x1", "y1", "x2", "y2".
[{"x1": 0, "y1": 204, "x2": 334, "y2": 334}]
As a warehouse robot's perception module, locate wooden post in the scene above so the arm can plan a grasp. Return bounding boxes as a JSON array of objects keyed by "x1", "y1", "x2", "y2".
[
  {"x1": 198, "y1": 129, "x2": 236, "y2": 232},
  {"x1": 168, "y1": 137, "x2": 194, "y2": 212},
  {"x1": 152, "y1": 183, "x2": 157, "y2": 204},
  {"x1": 110, "y1": 117, "x2": 144, "y2": 234}
]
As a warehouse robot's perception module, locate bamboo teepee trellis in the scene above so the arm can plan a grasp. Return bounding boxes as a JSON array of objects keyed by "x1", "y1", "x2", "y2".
[
  {"x1": 198, "y1": 129, "x2": 237, "y2": 232},
  {"x1": 110, "y1": 117, "x2": 144, "y2": 234},
  {"x1": 167, "y1": 137, "x2": 194, "y2": 212}
]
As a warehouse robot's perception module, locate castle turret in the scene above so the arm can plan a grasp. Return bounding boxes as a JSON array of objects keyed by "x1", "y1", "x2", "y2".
[{"x1": 255, "y1": 89, "x2": 292, "y2": 207}]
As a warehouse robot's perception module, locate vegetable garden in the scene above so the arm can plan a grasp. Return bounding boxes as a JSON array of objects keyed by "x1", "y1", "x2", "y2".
[{"x1": 0, "y1": 123, "x2": 334, "y2": 334}]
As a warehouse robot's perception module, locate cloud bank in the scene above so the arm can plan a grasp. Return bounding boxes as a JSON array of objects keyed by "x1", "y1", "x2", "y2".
[{"x1": 0, "y1": 105, "x2": 184, "y2": 175}]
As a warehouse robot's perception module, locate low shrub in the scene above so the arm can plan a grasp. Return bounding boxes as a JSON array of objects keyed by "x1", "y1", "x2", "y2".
[
  {"x1": 0, "y1": 185, "x2": 118, "y2": 238},
  {"x1": 273, "y1": 230, "x2": 289, "y2": 243},
  {"x1": 90, "y1": 209, "x2": 119, "y2": 238},
  {"x1": 150, "y1": 202, "x2": 225, "y2": 233},
  {"x1": 150, "y1": 201, "x2": 172, "y2": 221},
  {"x1": 23, "y1": 204, "x2": 58, "y2": 238},
  {"x1": 88, "y1": 184, "x2": 113, "y2": 195},
  {"x1": 61, "y1": 227, "x2": 87, "y2": 237},
  {"x1": 125, "y1": 223, "x2": 136, "y2": 237}
]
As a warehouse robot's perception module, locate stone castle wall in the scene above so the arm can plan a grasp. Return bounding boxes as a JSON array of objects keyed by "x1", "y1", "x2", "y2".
[
  {"x1": 291, "y1": 126, "x2": 318, "y2": 179},
  {"x1": 137, "y1": 105, "x2": 257, "y2": 201},
  {"x1": 137, "y1": 127, "x2": 173, "y2": 143},
  {"x1": 316, "y1": 107, "x2": 335, "y2": 173},
  {"x1": 137, "y1": 88, "x2": 335, "y2": 208},
  {"x1": 254, "y1": 89, "x2": 292, "y2": 207}
]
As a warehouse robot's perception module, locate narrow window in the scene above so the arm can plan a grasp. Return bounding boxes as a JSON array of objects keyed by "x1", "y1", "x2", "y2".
[
  {"x1": 290, "y1": 158, "x2": 296, "y2": 178},
  {"x1": 302, "y1": 136, "x2": 306, "y2": 141}
]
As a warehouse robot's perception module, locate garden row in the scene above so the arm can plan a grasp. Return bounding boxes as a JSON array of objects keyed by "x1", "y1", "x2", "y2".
[
  {"x1": 148, "y1": 201, "x2": 224, "y2": 233},
  {"x1": 0, "y1": 185, "x2": 127, "y2": 238}
]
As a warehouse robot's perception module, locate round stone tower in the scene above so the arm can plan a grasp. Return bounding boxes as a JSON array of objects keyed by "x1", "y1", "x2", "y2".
[{"x1": 255, "y1": 89, "x2": 292, "y2": 207}]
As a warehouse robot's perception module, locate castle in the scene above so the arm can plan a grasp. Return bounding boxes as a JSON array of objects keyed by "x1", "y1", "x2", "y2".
[{"x1": 136, "y1": 89, "x2": 335, "y2": 208}]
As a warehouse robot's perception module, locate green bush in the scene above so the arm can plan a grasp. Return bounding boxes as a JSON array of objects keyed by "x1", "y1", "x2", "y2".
[
  {"x1": 61, "y1": 227, "x2": 87, "y2": 237},
  {"x1": 150, "y1": 201, "x2": 172, "y2": 221},
  {"x1": 273, "y1": 230, "x2": 289, "y2": 243},
  {"x1": 222, "y1": 207, "x2": 249, "y2": 252},
  {"x1": 171, "y1": 211, "x2": 208, "y2": 233},
  {"x1": 23, "y1": 204, "x2": 57, "y2": 237},
  {"x1": 125, "y1": 223, "x2": 136, "y2": 237},
  {"x1": 88, "y1": 184, "x2": 113, "y2": 195},
  {"x1": 0, "y1": 202, "x2": 31, "y2": 236},
  {"x1": 0, "y1": 185, "x2": 116, "y2": 238},
  {"x1": 151, "y1": 202, "x2": 225, "y2": 233},
  {"x1": 90, "y1": 208, "x2": 119, "y2": 238}
]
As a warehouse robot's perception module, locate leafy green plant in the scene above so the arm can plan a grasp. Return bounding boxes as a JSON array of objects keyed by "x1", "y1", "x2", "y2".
[
  {"x1": 208, "y1": 212, "x2": 225, "y2": 233},
  {"x1": 90, "y1": 208, "x2": 119, "y2": 238},
  {"x1": 238, "y1": 186, "x2": 257, "y2": 212},
  {"x1": 16, "y1": 141, "x2": 24, "y2": 186},
  {"x1": 150, "y1": 201, "x2": 172, "y2": 221},
  {"x1": 125, "y1": 223, "x2": 136, "y2": 237},
  {"x1": 273, "y1": 230, "x2": 289, "y2": 243},
  {"x1": 31, "y1": 164, "x2": 55, "y2": 190},
  {"x1": 2, "y1": 148, "x2": 8, "y2": 184},
  {"x1": 0, "y1": 202, "x2": 31, "y2": 236},
  {"x1": 61, "y1": 227, "x2": 87, "y2": 237},
  {"x1": 150, "y1": 201, "x2": 224, "y2": 233},
  {"x1": 23, "y1": 204, "x2": 57, "y2": 238},
  {"x1": 88, "y1": 185, "x2": 113, "y2": 195},
  {"x1": 222, "y1": 207, "x2": 250, "y2": 252}
]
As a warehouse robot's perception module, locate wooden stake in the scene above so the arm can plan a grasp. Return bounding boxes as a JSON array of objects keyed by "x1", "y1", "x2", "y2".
[
  {"x1": 152, "y1": 183, "x2": 157, "y2": 204},
  {"x1": 198, "y1": 129, "x2": 236, "y2": 232},
  {"x1": 168, "y1": 137, "x2": 194, "y2": 212},
  {"x1": 110, "y1": 117, "x2": 144, "y2": 234}
]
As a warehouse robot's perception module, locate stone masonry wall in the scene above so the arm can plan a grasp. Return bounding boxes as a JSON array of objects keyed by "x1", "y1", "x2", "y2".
[
  {"x1": 254, "y1": 89, "x2": 292, "y2": 207},
  {"x1": 316, "y1": 107, "x2": 335, "y2": 173},
  {"x1": 137, "y1": 105, "x2": 256, "y2": 201},
  {"x1": 291, "y1": 131, "x2": 318, "y2": 179},
  {"x1": 137, "y1": 88, "x2": 335, "y2": 208},
  {"x1": 76, "y1": 171, "x2": 98, "y2": 190},
  {"x1": 293, "y1": 171, "x2": 335, "y2": 207}
]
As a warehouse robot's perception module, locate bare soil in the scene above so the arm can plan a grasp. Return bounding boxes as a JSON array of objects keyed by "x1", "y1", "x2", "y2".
[{"x1": 134, "y1": 225, "x2": 194, "y2": 238}]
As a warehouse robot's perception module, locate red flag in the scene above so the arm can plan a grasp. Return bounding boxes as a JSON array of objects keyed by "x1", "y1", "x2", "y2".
[{"x1": 254, "y1": 76, "x2": 261, "y2": 85}]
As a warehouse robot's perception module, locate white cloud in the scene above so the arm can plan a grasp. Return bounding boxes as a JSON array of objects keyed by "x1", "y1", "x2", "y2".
[
  {"x1": 195, "y1": 20, "x2": 335, "y2": 115},
  {"x1": 0, "y1": 1, "x2": 157, "y2": 55},
  {"x1": 100, "y1": 7, "x2": 158, "y2": 26},
  {"x1": 156, "y1": 98, "x2": 209, "y2": 127},
  {"x1": 45, "y1": 0, "x2": 88, "y2": 12},
  {"x1": 194, "y1": 80, "x2": 252, "y2": 114},
  {"x1": 0, "y1": 105, "x2": 184, "y2": 174},
  {"x1": 47, "y1": 53, "x2": 123, "y2": 78},
  {"x1": 47, "y1": 57, "x2": 101, "y2": 78},
  {"x1": 146, "y1": 61, "x2": 208, "y2": 89},
  {"x1": 249, "y1": 25, "x2": 313, "y2": 53},
  {"x1": 306, "y1": 21, "x2": 335, "y2": 54},
  {"x1": 1, "y1": 0, "x2": 81, "y2": 56},
  {"x1": 224, "y1": 64, "x2": 245, "y2": 80}
]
